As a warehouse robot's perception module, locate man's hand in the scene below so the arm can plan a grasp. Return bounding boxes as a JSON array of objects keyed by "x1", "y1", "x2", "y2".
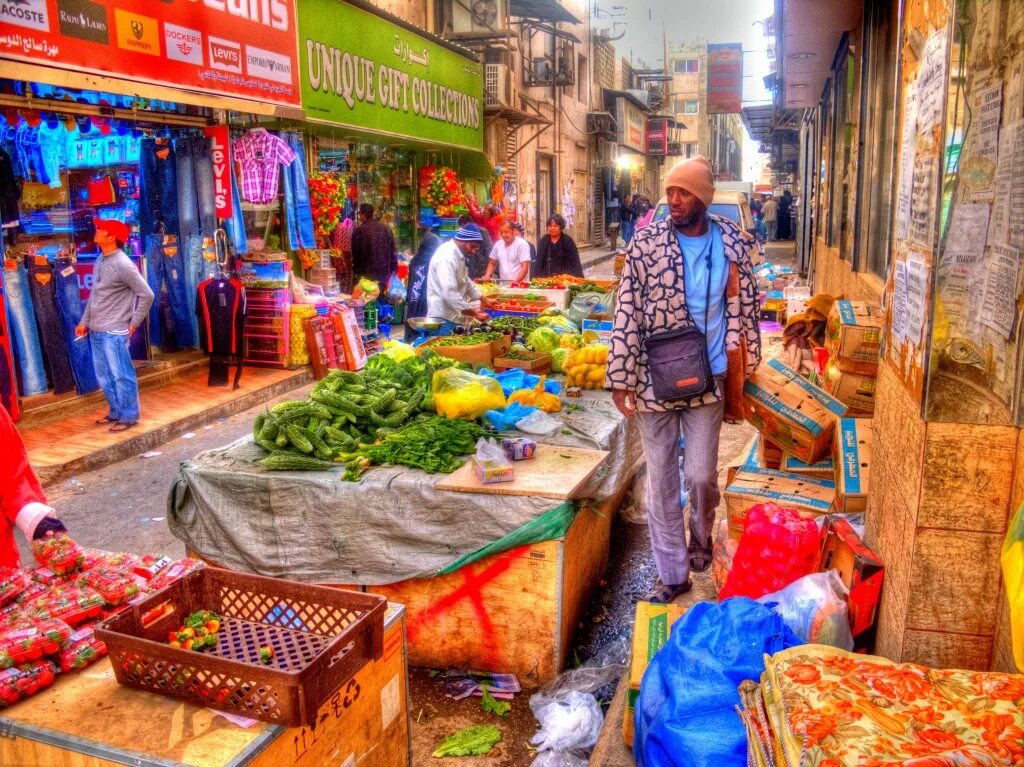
[
  {"x1": 612, "y1": 388, "x2": 636, "y2": 418},
  {"x1": 74, "y1": 324, "x2": 87, "y2": 338},
  {"x1": 128, "y1": 326, "x2": 136, "y2": 336},
  {"x1": 473, "y1": 311, "x2": 490, "y2": 322}
]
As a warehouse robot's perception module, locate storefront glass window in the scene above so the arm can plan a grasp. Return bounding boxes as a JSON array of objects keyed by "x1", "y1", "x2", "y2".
[{"x1": 926, "y1": 0, "x2": 1024, "y2": 425}]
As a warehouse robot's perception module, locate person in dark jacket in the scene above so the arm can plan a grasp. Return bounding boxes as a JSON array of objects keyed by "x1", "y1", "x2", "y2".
[
  {"x1": 535, "y1": 214, "x2": 583, "y2": 278},
  {"x1": 404, "y1": 224, "x2": 442, "y2": 342},
  {"x1": 458, "y1": 213, "x2": 491, "y2": 279},
  {"x1": 351, "y1": 203, "x2": 398, "y2": 295},
  {"x1": 778, "y1": 189, "x2": 793, "y2": 240}
]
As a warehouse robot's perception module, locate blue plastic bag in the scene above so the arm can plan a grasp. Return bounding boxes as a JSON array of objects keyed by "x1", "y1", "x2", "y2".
[
  {"x1": 484, "y1": 401, "x2": 539, "y2": 430},
  {"x1": 479, "y1": 367, "x2": 562, "y2": 397},
  {"x1": 633, "y1": 599, "x2": 801, "y2": 767}
]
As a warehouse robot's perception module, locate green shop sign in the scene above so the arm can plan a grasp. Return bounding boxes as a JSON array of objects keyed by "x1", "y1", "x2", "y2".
[{"x1": 299, "y1": 0, "x2": 484, "y2": 151}]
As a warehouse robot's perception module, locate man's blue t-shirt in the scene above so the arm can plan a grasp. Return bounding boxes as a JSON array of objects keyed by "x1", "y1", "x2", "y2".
[{"x1": 676, "y1": 219, "x2": 728, "y2": 375}]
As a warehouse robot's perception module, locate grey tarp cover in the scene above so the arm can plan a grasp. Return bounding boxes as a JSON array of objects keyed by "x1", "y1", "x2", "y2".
[{"x1": 167, "y1": 392, "x2": 643, "y2": 585}]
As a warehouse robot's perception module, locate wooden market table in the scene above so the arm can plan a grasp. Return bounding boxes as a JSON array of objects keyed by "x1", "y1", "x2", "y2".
[{"x1": 0, "y1": 606, "x2": 410, "y2": 767}]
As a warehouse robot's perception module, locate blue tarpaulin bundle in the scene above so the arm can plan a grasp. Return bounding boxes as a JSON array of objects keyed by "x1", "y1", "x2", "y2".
[{"x1": 633, "y1": 598, "x2": 802, "y2": 767}]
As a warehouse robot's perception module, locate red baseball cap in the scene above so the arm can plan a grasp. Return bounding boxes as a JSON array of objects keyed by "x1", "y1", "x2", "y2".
[{"x1": 93, "y1": 218, "x2": 130, "y2": 243}]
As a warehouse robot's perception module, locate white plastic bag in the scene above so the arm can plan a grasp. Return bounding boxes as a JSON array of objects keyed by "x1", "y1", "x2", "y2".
[
  {"x1": 529, "y1": 691, "x2": 604, "y2": 753},
  {"x1": 516, "y1": 410, "x2": 561, "y2": 435},
  {"x1": 758, "y1": 570, "x2": 854, "y2": 650}
]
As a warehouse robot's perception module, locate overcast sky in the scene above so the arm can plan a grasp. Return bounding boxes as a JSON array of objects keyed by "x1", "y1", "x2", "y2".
[{"x1": 594, "y1": 0, "x2": 774, "y2": 104}]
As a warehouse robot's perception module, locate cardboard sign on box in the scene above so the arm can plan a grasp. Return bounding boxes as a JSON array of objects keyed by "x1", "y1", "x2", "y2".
[
  {"x1": 725, "y1": 467, "x2": 837, "y2": 540},
  {"x1": 826, "y1": 300, "x2": 882, "y2": 375},
  {"x1": 743, "y1": 358, "x2": 848, "y2": 464},
  {"x1": 781, "y1": 452, "x2": 836, "y2": 480},
  {"x1": 819, "y1": 517, "x2": 884, "y2": 637},
  {"x1": 834, "y1": 418, "x2": 872, "y2": 514},
  {"x1": 824, "y1": 363, "x2": 876, "y2": 415},
  {"x1": 625, "y1": 601, "x2": 686, "y2": 746}
]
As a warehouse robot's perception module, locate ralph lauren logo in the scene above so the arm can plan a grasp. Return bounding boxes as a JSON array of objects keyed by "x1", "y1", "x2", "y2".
[{"x1": 57, "y1": 0, "x2": 109, "y2": 45}]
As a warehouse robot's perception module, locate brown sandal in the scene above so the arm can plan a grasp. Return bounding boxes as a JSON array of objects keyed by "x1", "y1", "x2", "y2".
[
  {"x1": 642, "y1": 578, "x2": 692, "y2": 604},
  {"x1": 108, "y1": 421, "x2": 138, "y2": 432}
]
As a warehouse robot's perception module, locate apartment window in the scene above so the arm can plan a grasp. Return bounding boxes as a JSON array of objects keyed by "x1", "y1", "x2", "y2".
[
  {"x1": 683, "y1": 99, "x2": 699, "y2": 115},
  {"x1": 674, "y1": 58, "x2": 699, "y2": 74},
  {"x1": 685, "y1": 142, "x2": 697, "y2": 158},
  {"x1": 577, "y1": 53, "x2": 587, "y2": 102}
]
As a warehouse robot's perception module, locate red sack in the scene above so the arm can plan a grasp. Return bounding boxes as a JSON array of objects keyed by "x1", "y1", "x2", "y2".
[{"x1": 719, "y1": 504, "x2": 822, "y2": 600}]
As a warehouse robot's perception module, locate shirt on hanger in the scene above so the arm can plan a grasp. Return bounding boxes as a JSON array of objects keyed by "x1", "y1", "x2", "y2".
[{"x1": 233, "y1": 129, "x2": 296, "y2": 205}]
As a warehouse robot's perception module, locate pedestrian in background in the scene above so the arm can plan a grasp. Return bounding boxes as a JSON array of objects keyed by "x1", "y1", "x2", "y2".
[
  {"x1": 458, "y1": 213, "x2": 491, "y2": 279},
  {"x1": 75, "y1": 219, "x2": 154, "y2": 432},
  {"x1": 535, "y1": 214, "x2": 583, "y2": 278},
  {"x1": 762, "y1": 194, "x2": 779, "y2": 241},
  {"x1": 620, "y1": 193, "x2": 637, "y2": 245},
  {"x1": 483, "y1": 220, "x2": 531, "y2": 283},
  {"x1": 778, "y1": 189, "x2": 793, "y2": 240},
  {"x1": 351, "y1": 203, "x2": 398, "y2": 295},
  {"x1": 404, "y1": 222, "x2": 442, "y2": 341},
  {"x1": 606, "y1": 156, "x2": 761, "y2": 603}
]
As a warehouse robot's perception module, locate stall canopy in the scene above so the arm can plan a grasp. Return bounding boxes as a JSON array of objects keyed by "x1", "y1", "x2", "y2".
[{"x1": 509, "y1": 0, "x2": 580, "y2": 24}]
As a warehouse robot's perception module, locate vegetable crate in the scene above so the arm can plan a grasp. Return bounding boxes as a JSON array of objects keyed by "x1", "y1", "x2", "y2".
[
  {"x1": 95, "y1": 568, "x2": 386, "y2": 728},
  {"x1": 420, "y1": 334, "x2": 511, "y2": 365},
  {"x1": 493, "y1": 350, "x2": 552, "y2": 374}
]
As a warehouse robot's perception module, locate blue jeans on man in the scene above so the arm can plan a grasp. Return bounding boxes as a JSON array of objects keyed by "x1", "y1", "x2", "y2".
[
  {"x1": 621, "y1": 219, "x2": 636, "y2": 245},
  {"x1": 90, "y1": 331, "x2": 139, "y2": 422}
]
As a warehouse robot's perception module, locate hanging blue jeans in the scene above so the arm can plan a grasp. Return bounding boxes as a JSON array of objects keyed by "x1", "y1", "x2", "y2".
[
  {"x1": 282, "y1": 132, "x2": 317, "y2": 250},
  {"x1": 139, "y1": 138, "x2": 179, "y2": 238},
  {"x1": 146, "y1": 234, "x2": 195, "y2": 349},
  {"x1": 27, "y1": 261, "x2": 76, "y2": 394},
  {"x1": 54, "y1": 257, "x2": 99, "y2": 395},
  {"x1": 3, "y1": 265, "x2": 47, "y2": 396},
  {"x1": 225, "y1": 159, "x2": 248, "y2": 255},
  {"x1": 90, "y1": 331, "x2": 139, "y2": 422},
  {"x1": 174, "y1": 136, "x2": 217, "y2": 240}
]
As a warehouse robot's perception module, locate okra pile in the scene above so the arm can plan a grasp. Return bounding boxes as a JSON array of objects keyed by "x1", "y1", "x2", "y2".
[{"x1": 253, "y1": 351, "x2": 482, "y2": 479}]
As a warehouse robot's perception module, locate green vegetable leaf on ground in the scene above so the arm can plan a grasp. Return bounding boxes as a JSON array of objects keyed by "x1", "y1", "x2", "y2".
[
  {"x1": 480, "y1": 686, "x2": 511, "y2": 717},
  {"x1": 432, "y1": 724, "x2": 502, "y2": 757}
]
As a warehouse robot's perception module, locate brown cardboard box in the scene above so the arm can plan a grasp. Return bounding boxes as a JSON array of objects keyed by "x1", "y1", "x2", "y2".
[
  {"x1": 725, "y1": 467, "x2": 837, "y2": 540},
  {"x1": 825, "y1": 300, "x2": 882, "y2": 375},
  {"x1": 743, "y1": 358, "x2": 848, "y2": 464},
  {"x1": 823, "y1": 362, "x2": 876, "y2": 415},
  {"x1": 780, "y1": 452, "x2": 836, "y2": 480},
  {"x1": 726, "y1": 434, "x2": 762, "y2": 485},
  {"x1": 757, "y1": 434, "x2": 784, "y2": 469},
  {"x1": 819, "y1": 517, "x2": 884, "y2": 637},
  {"x1": 625, "y1": 601, "x2": 687, "y2": 746},
  {"x1": 833, "y1": 417, "x2": 872, "y2": 514}
]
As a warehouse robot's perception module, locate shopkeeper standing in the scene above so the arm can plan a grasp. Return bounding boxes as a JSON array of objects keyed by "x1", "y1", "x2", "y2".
[
  {"x1": 75, "y1": 219, "x2": 154, "y2": 433},
  {"x1": 351, "y1": 203, "x2": 398, "y2": 295},
  {"x1": 424, "y1": 224, "x2": 490, "y2": 326},
  {"x1": 0, "y1": 405, "x2": 69, "y2": 567}
]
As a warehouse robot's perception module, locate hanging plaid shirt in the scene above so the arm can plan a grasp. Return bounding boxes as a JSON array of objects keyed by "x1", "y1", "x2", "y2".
[{"x1": 233, "y1": 129, "x2": 295, "y2": 204}]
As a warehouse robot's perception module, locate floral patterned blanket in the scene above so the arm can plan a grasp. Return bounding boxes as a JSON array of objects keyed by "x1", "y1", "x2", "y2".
[{"x1": 739, "y1": 645, "x2": 1024, "y2": 766}]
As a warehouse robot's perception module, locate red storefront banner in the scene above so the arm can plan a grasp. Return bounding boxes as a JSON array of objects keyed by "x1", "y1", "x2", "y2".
[
  {"x1": 707, "y1": 43, "x2": 743, "y2": 114},
  {"x1": 0, "y1": 0, "x2": 299, "y2": 107},
  {"x1": 646, "y1": 119, "x2": 667, "y2": 156},
  {"x1": 204, "y1": 125, "x2": 233, "y2": 219}
]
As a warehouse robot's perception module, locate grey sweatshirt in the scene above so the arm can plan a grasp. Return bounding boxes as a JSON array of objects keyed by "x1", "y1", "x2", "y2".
[{"x1": 80, "y1": 250, "x2": 155, "y2": 333}]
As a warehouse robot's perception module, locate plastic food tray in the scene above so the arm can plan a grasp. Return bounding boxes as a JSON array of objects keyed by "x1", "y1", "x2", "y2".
[{"x1": 95, "y1": 568, "x2": 386, "y2": 727}]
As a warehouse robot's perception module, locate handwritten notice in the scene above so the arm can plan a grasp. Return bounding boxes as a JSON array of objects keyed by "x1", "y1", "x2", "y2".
[
  {"x1": 896, "y1": 83, "x2": 919, "y2": 242},
  {"x1": 1010, "y1": 126, "x2": 1024, "y2": 249},
  {"x1": 909, "y1": 133, "x2": 937, "y2": 251},
  {"x1": 973, "y1": 84, "x2": 1002, "y2": 163},
  {"x1": 905, "y1": 253, "x2": 929, "y2": 346},
  {"x1": 981, "y1": 244, "x2": 1022, "y2": 338},
  {"x1": 988, "y1": 121, "x2": 1017, "y2": 246},
  {"x1": 892, "y1": 260, "x2": 909, "y2": 343},
  {"x1": 917, "y1": 30, "x2": 949, "y2": 131},
  {"x1": 942, "y1": 203, "x2": 990, "y2": 267}
]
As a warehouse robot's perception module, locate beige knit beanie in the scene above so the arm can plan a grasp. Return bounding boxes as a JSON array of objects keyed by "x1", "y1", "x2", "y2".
[{"x1": 663, "y1": 156, "x2": 715, "y2": 208}]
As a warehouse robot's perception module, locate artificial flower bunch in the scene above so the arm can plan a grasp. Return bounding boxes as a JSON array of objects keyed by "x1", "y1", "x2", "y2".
[{"x1": 308, "y1": 171, "x2": 346, "y2": 245}]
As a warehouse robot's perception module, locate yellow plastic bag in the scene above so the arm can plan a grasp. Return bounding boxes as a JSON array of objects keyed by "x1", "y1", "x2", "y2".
[
  {"x1": 508, "y1": 376, "x2": 562, "y2": 413},
  {"x1": 1001, "y1": 501, "x2": 1024, "y2": 672},
  {"x1": 432, "y1": 368, "x2": 506, "y2": 420},
  {"x1": 563, "y1": 344, "x2": 609, "y2": 390},
  {"x1": 382, "y1": 340, "x2": 416, "y2": 362}
]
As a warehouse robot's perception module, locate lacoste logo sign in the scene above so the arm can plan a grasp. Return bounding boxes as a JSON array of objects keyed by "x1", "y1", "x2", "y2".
[{"x1": 131, "y1": 20, "x2": 143, "y2": 39}]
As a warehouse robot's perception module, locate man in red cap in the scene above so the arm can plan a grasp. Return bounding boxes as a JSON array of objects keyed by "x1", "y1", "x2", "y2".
[
  {"x1": 75, "y1": 219, "x2": 154, "y2": 432},
  {"x1": 0, "y1": 405, "x2": 69, "y2": 567}
]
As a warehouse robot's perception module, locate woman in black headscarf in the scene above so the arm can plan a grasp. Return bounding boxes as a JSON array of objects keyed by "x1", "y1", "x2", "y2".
[{"x1": 535, "y1": 214, "x2": 583, "y2": 278}]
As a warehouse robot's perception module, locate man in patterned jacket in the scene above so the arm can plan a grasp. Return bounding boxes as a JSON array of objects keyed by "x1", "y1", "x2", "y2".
[{"x1": 606, "y1": 156, "x2": 761, "y2": 603}]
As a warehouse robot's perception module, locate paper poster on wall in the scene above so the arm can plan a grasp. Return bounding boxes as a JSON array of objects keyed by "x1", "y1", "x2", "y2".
[
  {"x1": 905, "y1": 253, "x2": 929, "y2": 346},
  {"x1": 909, "y1": 133, "x2": 936, "y2": 251},
  {"x1": 891, "y1": 259, "x2": 909, "y2": 343},
  {"x1": 962, "y1": 84, "x2": 1002, "y2": 199},
  {"x1": 896, "y1": 82, "x2": 919, "y2": 242},
  {"x1": 981, "y1": 244, "x2": 1022, "y2": 338},
  {"x1": 942, "y1": 203, "x2": 990, "y2": 267},
  {"x1": 1009, "y1": 126, "x2": 1024, "y2": 249},
  {"x1": 917, "y1": 30, "x2": 949, "y2": 131},
  {"x1": 987, "y1": 121, "x2": 1017, "y2": 246}
]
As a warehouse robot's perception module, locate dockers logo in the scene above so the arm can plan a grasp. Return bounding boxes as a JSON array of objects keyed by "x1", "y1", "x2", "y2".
[
  {"x1": 208, "y1": 36, "x2": 241, "y2": 73},
  {"x1": 164, "y1": 22, "x2": 202, "y2": 65},
  {"x1": 57, "y1": 0, "x2": 107, "y2": 44},
  {"x1": 0, "y1": 0, "x2": 50, "y2": 32},
  {"x1": 114, "y1": 9, "x2": 160, "y2": 56}
]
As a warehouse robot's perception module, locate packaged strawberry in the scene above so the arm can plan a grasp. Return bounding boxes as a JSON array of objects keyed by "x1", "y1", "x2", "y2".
[
  {"x1": 29, "y1": 587, "x2": 105, "y2": 627},
  {"x1": 0, "y1": 619, "x2": 72, "y2": 668},
  {"x1": 0, "y1": 660, "x2": 58, "y2": 706},
  {"x1": 86, "y1": 568, "x2": 142, "y2": 607},
  {"x1": 32, "y1": 534, "x2": 85, "y2": 577},
  {"x1": 14, "y1": 581, "x2": 49, "y2": 607},
  {"x1": 59, "y1": 628, "x2": 107, "y2": 672},
  {"x1": 148, "y1": 559, "x2": 204, "y2": 591},
  {"x1": 0, "y1": 568, "x2": 30, "y2": 608},
  {"x1": 133, "y1": 554, "x2": 173, "y2": 581}
]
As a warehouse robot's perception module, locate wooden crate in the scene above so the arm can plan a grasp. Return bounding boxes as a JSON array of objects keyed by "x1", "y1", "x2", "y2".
[
  {"x1": 0, "y1": 607, "x2": 410, "y2": 767},
  {"x1": 369, "y1": 485, "x2": 627, "y2": 686},
  {"x1": 420, "y1": 334, "x2": 511, "y2": 365},
  {"x1": 493, "y1": 350, "x2": 552, "y2": 373}
]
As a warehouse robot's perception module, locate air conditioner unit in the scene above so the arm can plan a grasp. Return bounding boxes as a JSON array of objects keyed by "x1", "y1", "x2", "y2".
[
  {"x1": 451, "y1": 0, "x2": 502, "y2": 33},
  {"x1": 485, "y1": 63, "x2": 509, "y2": 107}
]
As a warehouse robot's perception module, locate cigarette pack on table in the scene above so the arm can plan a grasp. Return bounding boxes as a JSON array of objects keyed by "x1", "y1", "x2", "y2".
[{"x1": 501, "y1": 437, "x2": 537, "y2": 461}]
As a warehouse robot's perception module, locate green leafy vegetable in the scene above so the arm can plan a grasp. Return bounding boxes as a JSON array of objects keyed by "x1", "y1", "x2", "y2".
[
  {"x1": 432, "y1": 724, "x2": 501, "y2": 757},
  {"x1": 480, "y1": 686, "x2": 510, "y2": 717}
]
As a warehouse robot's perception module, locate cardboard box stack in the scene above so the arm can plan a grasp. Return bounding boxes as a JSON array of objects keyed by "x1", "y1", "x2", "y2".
[
  {"x1": 833, "y1": 417, "x2": 872, "y2": 514},
  {"x1": 823, "y1": 300, "x2": 882, "y2": 416},
  {"x1": 724, "y1": 467, "x2": 837, "y2": 539}
]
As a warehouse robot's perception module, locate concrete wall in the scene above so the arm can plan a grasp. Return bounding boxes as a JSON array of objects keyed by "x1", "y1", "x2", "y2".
[{"x1": 811, "y1": 238, "x2": 885, "y2": 303}]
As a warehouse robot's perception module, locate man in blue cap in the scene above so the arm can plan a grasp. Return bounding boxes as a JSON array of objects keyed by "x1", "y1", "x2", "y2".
[{"x1": 424, "y1": 223, "x2": 490, "y2": 325}]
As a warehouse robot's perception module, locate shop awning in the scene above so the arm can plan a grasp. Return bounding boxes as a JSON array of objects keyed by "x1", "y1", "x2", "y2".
[{"x1": 509, "y1": 0, "x2": 580, "y2": 24}]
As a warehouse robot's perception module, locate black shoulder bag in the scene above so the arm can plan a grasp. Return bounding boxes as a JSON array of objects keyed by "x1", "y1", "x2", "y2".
[{"x1": 643, "y1": 235, "x2": 716, "y2": 402}]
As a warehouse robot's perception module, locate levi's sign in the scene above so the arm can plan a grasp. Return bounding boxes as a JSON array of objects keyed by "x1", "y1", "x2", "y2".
[{"x1": 299, "y1": 0, "x2": 483, "y2": 151}]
